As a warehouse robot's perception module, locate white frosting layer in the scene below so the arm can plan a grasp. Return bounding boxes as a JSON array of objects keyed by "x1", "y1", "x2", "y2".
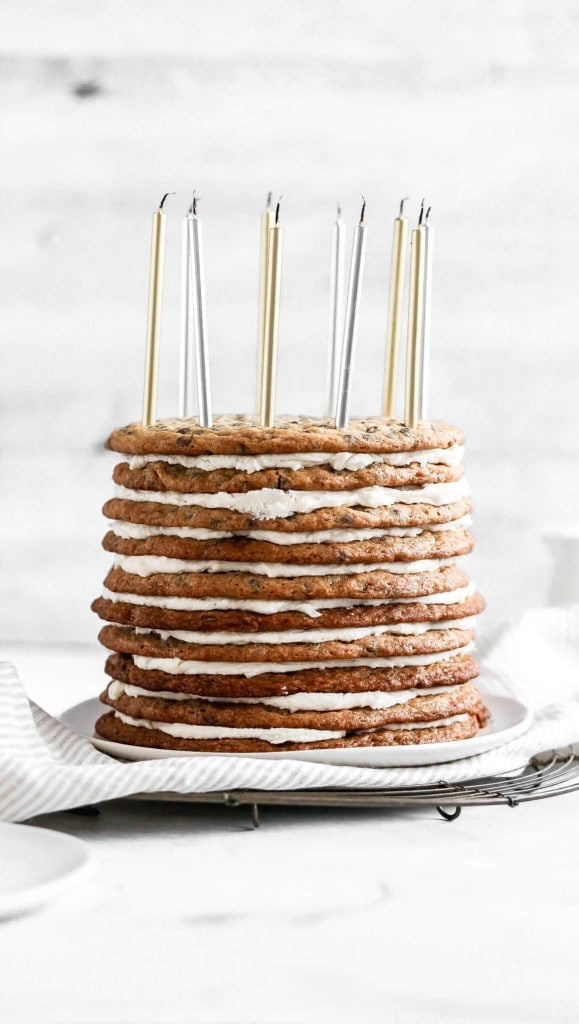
[
  {"x1": 113, "y1": 709, "x2": 470, "y2": 743},
  {"x1": 108, "y1": 679, "x2": 462, "y2": 712},
  {"x1": 128, "y1": 446, "x2": 464, "y2": 472},
  {"x1": 133, "y1": 616, "x2": 476, "y2": 645},
  {"x1": 114, "y1": 554, "x2": 456, "y2": 578},
  {"x1": 113, "y1": 710, "x2": 343, "y2": 743},
  {"x1": 101, "y1": 581, "x2": 476, "y2": 617},
  {"x1": 113, "y1": 479, "x2": 470, "y2": 518},
  {"x1": 132, "y1": 641, "x2": 475, "y2": 676},
  {"x1": 111, "y1": 514, "x2": 472, "y2": 544}
]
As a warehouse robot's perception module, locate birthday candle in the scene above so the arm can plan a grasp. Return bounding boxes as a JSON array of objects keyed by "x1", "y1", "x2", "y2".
[
  {"x1": 178, "y1": 200, "x2": 195, "y2": 418},
  {"x1": 419, "y1": 205, "x2": 433, "y2": 421},
  {"x1": 404, "y1": 206, "x2": 426, "y2": 429},
  {"x1": 142, "y1": 192, "x2": 172, "y2": 427},
  {"x1": 335, "y1": 198, "x2": 367, "y2": 430},
  {"x1": 260, "y1": 200, "x2": 283, "y2": 428},
  {"x1": 327, "y1": 202, "x2": 345, "y2": 417},
  {"x1": 383, "y1": 197, "x2": 409, "y2": 419},
  {"x1": 188, "y1": 195, "x2": 213, "y2": 428},
  {"x1": 257, "y1": 192, "x2": 274, "y2": 416}
]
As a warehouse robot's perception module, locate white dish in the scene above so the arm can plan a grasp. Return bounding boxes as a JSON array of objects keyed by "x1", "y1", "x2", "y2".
[
  {"x1": 60, "y1": 690, "x2": 532, "y2": 769},
  {"x1": 0, "y1": 824, "x2": 91, "y2": 919}
]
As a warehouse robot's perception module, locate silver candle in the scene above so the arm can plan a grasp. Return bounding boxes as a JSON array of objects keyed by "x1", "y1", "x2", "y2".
[
  {"x1": 178, "y1": 202, "x2": 195, "y2": 418},
  {"x1": 419, "y1": 205, "x2": 433, "y2": 421},
  {"x1": 326, "y1": 202, "x2": 345, "y2": 417},
  {"x1": 335, "y1": 198, "x2": 367, "y2": 430},
  {"x1": 188, "y1": 195, "x2": 213, "y2": 428}
]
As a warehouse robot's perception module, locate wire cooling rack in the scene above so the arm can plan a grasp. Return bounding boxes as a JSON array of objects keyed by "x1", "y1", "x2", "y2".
[
  {"x1": 67, "y1": 751, "x2": 579, "y2": 826},
  {"x1": 124, "y1": 750, "x2": 579, "y2": 826}
]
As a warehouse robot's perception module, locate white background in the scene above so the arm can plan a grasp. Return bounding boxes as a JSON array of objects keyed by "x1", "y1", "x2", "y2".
[{"x1": 2, "y1": 0, "x2": 579, "y2": 642}]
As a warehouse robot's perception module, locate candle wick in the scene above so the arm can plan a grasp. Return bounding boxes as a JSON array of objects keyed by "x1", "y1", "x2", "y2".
[
  {"x1": 337, "y1": 200, "x2": 342, "y2": 218},
  {"x1": 159, "y1": 192, "x2": 175, "y2": 211},
  {"x1": 275, "y1": 196, "x2": 282, "y2": 225},
  {"x1": 191, "y1": 192, "x2": 199, "y2": 217},
  {"x1": 399, "y1": 196, "x2": 409, "y2": 217},
  {"x1": 359, "y1": 195, "x2": 366, "y2": 225},
  {"x1": 418, "y1": 198, "x2": 425, "y2": 226},
  {"x1": 266, "y1": 191, "x2": 273, "y2": 209},
  {"x1": 425, "y1": 205, "x2": 432, "y2": 224}
]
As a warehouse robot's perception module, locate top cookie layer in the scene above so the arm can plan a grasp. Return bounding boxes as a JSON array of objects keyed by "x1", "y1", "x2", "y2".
[{"x1": 107, "y1": 416, "x2": 464, "y2": 457}]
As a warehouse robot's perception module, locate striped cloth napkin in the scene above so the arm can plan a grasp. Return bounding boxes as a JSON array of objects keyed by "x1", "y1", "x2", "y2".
[{"x1": 1, "y1": 607, "x2": 579, "y2": 822}]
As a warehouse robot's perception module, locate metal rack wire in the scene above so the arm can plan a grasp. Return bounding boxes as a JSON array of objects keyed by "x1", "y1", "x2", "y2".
[{"x1": 127, "y1": 750, "x2": 579, "y2": 826}]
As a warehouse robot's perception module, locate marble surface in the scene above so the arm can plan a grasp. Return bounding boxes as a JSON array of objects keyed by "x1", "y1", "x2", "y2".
[{"x1": 1, "y1": 644, "x2": 579, "y2": 1023}]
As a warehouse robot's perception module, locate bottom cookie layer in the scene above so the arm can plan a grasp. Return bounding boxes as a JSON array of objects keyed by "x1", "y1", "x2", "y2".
[{"x1": 95, "y1": 703, "x2": 489, "y2": 752}]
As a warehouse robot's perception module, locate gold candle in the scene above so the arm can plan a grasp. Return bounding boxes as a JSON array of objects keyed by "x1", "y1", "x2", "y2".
[
  {"x1": 260, "y1": 200, "x2": 283, "y2": 428},
  {"x1": 383, "y1": 197, "x2": 408, "y2": 419},
  {"x1": 142, "y1": 193, "x2": 171, "y2": 427},
  {"x1": 256, "y1": 192, "x2": 274, "y2": 416},
  {"x1": 404, "y1": 222, "x2": 425, "y2": 429},
  {"x1": 327, "y1": 202, "x2": 345, "y2": 416}
]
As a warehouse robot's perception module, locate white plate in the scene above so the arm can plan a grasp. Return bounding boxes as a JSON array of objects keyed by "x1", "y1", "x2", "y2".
[
  {"x1": 0, "y1": 824, "x2": 91, "y2": 919},
  {"x1": 60, "y1": 690, "x2": 532, "y2": 769}
]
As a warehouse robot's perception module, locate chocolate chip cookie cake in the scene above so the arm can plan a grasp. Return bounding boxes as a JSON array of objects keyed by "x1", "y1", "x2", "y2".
[{"x1": 92, "y1": 415, "x2": 489, "y2": 752}]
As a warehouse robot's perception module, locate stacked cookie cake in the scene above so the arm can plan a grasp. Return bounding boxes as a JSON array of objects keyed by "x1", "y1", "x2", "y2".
[{"x1": 92, "y1": 415, "x2": 488, "y2": 752}]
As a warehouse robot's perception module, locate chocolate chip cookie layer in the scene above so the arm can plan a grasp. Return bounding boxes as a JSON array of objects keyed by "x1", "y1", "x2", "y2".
[{"x1": 93, "y1": 416, "x2": 488, "y2": 752}]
